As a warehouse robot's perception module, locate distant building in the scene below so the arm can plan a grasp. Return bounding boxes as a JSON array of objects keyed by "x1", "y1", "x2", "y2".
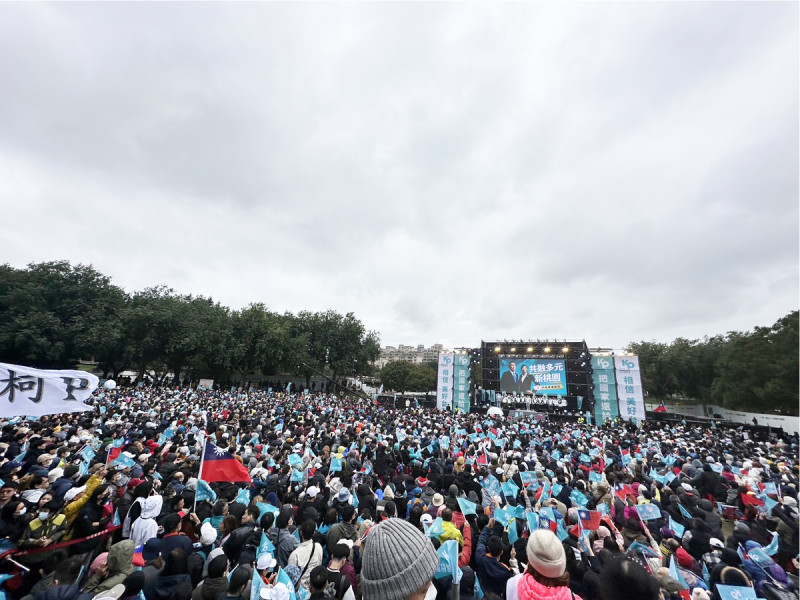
[{"x1": 375, "y1": 343, "x2": 448, "y2": 368}]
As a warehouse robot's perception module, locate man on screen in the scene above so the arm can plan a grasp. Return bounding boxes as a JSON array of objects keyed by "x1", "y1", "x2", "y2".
[
  {"x1": 518, "y1": 364, "x2": 535, "y2": 394},
  {"x1": 499, "y1": 361, "x2": 520, "y2": 393}
]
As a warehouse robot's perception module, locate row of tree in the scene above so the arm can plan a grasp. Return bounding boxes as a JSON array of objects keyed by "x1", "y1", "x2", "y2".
[
  {"x1": 628, "y1": 310, "x2": 798, "y2": 414},
  {"x1": 378, "y1": 360, "x2": 438, "y2": 394},
  {"x1": 0, "y1": 262, "x2": 381, "y2": 387}
]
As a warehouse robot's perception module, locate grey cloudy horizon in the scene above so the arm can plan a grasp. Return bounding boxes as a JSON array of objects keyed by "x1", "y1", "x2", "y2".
[{"x1": 1, "y1": 2, "x2": 797, "y2": 350}]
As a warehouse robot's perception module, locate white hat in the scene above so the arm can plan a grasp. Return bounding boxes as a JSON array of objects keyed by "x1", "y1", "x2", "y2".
[
  {"x1": 709, "y1": 538, "x2": 724, "y2": 549},
  {"x1": 260, "y1": 583, "x2": 290, "y2": 600},
  {"x1": 257, "y1": 552, "x2": 277, "y2": 571},
  {"x1": 64, "y1": 485, "x2": 87, "y2": 503},
  {"x1": 92, "y1": 583, "x2": 126, "y2": 600},
  {"x1": 48, "y1": 468, "x2": 64, "y2": 484},
  {"x1": 783, "y1": 496, "x2": 797, "y2": 507},
  {"x1": 200, "y1": 522, "x2": 217, "y2": 546},
  {"x1": 681, "y1": 483, "x2": 693, "y2": 492},
  {"x1": 306, "y1": 486, "x2": 320, "y2": 499},
  {"x1": 420, "y1": 513, "x2": 433, "y2": 526}
]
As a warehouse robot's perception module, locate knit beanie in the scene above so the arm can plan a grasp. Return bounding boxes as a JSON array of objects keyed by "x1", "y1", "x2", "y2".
[
  {"x1": 526, "y1": 529, "x2": 566, "y2": 579},
  {"x1": 361, "y1": 518, "x2": 438, "y2": 600}
]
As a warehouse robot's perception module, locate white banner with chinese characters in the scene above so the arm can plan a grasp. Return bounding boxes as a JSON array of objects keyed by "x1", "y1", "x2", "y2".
[
  {"x1": 0, "y1": 362, "x2": 99, "y2": 417},
  {"x1": 436, "y1": 353, "x2": 455, "y2": 410},
  {"x1": 614, "y1": 356, "x2": 645, "y2": 422}
]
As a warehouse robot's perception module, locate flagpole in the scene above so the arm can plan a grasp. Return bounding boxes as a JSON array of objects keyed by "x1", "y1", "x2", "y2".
[{"x1": 194, "y1": 432, "x2": 207, "y2": 514}]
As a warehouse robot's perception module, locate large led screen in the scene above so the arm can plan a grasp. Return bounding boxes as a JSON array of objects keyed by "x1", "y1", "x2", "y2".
[{"x1": 498, "y1": 359, "x2": 567, "y2": 395}]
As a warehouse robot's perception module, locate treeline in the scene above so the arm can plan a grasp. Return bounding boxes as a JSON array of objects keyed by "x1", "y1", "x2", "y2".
[
  {"x1": 628, "y1": 310, "x2": 798, "y2": 414},
  {"x1": 0, "y1": 261, "x2": 380, "y2": 386},
  {"x1": 379, "y1": 360, "x2": 438, "y2": 394}
]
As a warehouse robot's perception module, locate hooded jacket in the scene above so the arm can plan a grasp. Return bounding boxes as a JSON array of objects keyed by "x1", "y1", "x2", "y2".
[
  {"x1": 130, "y1": 495, "x2": 163, "y2": 548},
  {"x1": 84, "y1": 540, "x2": 137, "y2": 594}
]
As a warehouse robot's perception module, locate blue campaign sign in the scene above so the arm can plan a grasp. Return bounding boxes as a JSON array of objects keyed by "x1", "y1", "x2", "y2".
[
  {"x1": 716, "y1": 585, "x2": 756, "y2": 600},
  {"x1": 330, "y1": 457, "x2": 343, "y2": 472},
  {"x1": 635, "y1": 504, "x2": 662, "y2": 521},
  {"x1": 569, "y1": 489, "x2": 589, "y2": 507},
  {"x1": 457, "y1": 498, "x2": 477, "y2": 516},
  {"x1": 669, "y1": 516, "x2": 685, "y2": 539}
]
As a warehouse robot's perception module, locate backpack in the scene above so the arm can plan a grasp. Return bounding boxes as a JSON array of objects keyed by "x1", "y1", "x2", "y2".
[{"x1": 322, "y1": 573, "x2": 347, "y2": 600}]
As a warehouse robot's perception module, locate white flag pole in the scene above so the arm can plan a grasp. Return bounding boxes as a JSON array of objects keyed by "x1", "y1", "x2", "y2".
[{"x1": 194, "y1": 432, "x2": 207, "y2": 514}]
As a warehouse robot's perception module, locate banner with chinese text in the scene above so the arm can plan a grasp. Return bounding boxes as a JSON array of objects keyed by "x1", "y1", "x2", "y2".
[
  {"x1": 615, "y1": 356, "x2": 646, "y2": 422},
  {"x1": 436, "y1": 353, "x2": 455, "y2": 410},
  {"x1": 453, "y1": 354, "x2": 470, "y2": 413},
  {"x1": 0, "y1": 362, "x2": 99, "y2": 418},
  {"x1": 591, "y1": 356, "x2": 619, "y2": 424}
]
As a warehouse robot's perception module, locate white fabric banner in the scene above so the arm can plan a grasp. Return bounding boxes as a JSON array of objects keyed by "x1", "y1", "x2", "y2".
[
  {"x1": 0, "y1": 362, "x2": 99, "y2": 418},
  {"x1": 436, "y1": 353, "x2": 455, "y2": 410},
  {"x1": 614, "y1": 356, "x2": 640, "y2": 371},
  {"x1": 615, "y1": 363, "x2": 646, "y2": 422}
]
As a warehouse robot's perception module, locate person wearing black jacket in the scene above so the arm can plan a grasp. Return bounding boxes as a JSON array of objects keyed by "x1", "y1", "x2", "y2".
[
  {"x1": 72, "y1": 484, "x2": 111, "y2": 555},
  {"x1": 222, "y1": 505, "x2": 259, "y2": 564}
]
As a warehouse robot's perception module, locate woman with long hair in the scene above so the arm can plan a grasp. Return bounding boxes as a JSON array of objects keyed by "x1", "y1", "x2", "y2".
[{"x1": 506, "y1": 529, "x2": 581, "y2": 600}]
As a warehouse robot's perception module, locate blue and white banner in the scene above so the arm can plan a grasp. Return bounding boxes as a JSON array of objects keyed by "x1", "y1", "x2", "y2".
[
  {"x1": 453, "y1": 354, "x2": 471, "y2": 413},
  {"x1": 591, "y1": 356, "x2": 619, "y2": 424},
  {"x1": 436, "y1": 353, "x2": 455, "y2": 410},
  {"x1": 615, "y1": 356, "x2": 645, "y2": 422}
]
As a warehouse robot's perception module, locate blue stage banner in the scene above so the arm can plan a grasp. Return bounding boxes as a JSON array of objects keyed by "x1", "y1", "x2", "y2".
[
  {"x1": 499, "y1": 359, "x2": 567, "y2": 395},
  {"x1": 591, "y1": 356, "x2": 619, "y2": 424}
]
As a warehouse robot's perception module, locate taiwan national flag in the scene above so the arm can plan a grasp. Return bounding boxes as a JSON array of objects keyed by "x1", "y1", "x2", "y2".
[
  {"x1": 201, "y1": 441, "x2": 252, "y2": 483},
  {"x1": 654, "y1": 401, "x2": 667, "y2": 413}
]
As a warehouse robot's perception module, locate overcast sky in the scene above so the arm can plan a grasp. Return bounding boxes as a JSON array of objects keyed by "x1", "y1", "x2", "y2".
[{"x1": 1, "y1": 2, "x2": 797, "y2": 350}]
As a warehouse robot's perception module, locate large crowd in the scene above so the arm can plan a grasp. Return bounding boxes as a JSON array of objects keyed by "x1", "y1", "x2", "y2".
[{"x1": 0, "y1": 386, "x2": 796, "y2": 600}]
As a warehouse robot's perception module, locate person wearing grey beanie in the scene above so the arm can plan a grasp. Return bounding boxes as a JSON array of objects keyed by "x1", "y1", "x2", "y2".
[{"x1": 361, "y1": 518, "x2": 438, "y2": 600}]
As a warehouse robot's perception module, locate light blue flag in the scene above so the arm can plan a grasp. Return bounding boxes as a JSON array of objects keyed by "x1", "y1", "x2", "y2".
[
  {"x1": 152, "y1": 472, "x2": 162, "y2": 480},
  {"x1": 552, "y1": 483, "x2": 562, "y2": 497},
  {"x1": 457, "y1": 498, "x2": 477, "y2": 516},
  {"x1": 276, "y1": 568, "x2": 298, "y2": 600},
  {"x1": 747, "y1": 547, "x2": 776, "y2": 568},
  {"x1": 507, "y1": 520, "x2": 519, "y2": 545},
  {"x1": 677, "y1": 503, "x2": 693, "y2": 520},
  {"x1": 589, "y1": 471, "x2": 602, "y2": 484},
  {"x1": 78, "y1": 446, "x2": 95, "y2": 462},
  {"x1": 112, "y1": 509, "x2": 121, "y2": 527},
  {"x1": 434, "y1": 540, "x2": 462, "y2": 583},
  {"x1": 763, "y1": 531, "x2": 779, "y2": 556},
  {"x1": 539, "y1": 481, "x2": 551, "y2": 503},
  {"x1": 526, "y1": 513, "x2": 538, "y2": 532},
  {"x1": 519, "y1": 472, "x2": 537, "y2": 487},
  {"x1": 258, "y1": 532, "x2": 275, "y2": 554},
  {"x1": 596, "y1": 503, "x2": 609, "y2": 517},
  {"x1": 538, "y1": 506, "x2": 555, "y2": 521},
  {"x1": 669, "y1": 555, "x2": 688, "y2": 589},
  {"x1": 250, "y1": 563, "x2": 263, "y2": 600},
  {"x1": 514, "y1": 505, "x2": 526, "y2": 520},
  {"x1": 669, "y1": 517, "x2": 685, "y2": 539},
  {"x1": 716, "y1": 585, "x2": 756, "y2": 600},
  {"x1": 494, "y1": 508, "x2": 510, "y2": 528},
  {"x1": 233, "y1": 487, "x2": 251, "y2": 506},
  {"x1": 570, "y1": 489, "x2": 589, "y2": 508},
  {"x1": 501, "y1": 481, "x2": 519, "y2": 501},
  {"x1": 288, "y1": 454, "x2": 304, "y2": 468},
  {"x1": 110, "y1": 453, "x2": 136, "y2": 470},
  {"x1": 702, "y1": 562, "x2": 711, "y2": 586},
  {"x1": 635, "y1": 504, "x2": 662, "y2": 521},
  {"x1": 257, "y1": 502, "x2": 280, "y2": 520},
  {"x1": 551, "y1": 450, "x2": 561, "y2": 460},
  {"x1": 195, "y1": 479, "x2": 218, "y2": 503},
  {"x1": 290, "y1": 468, "x2": 305, "y2": 482},
  {"x1": 555, "y1": 519, "x2": 568, "y2": 541},
  {"x1": 330, "y1": 457, "x2": 343, "y2": 472},
  {"x1": 425, "y1": 517, "x2": 445, "y2": 538}
]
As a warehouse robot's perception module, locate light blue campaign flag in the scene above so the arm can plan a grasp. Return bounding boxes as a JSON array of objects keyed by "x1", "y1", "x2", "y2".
[
  {"x1": 425, "y1": 517, "x2": 445, "y2": 538},
  {"x1": 538, "y1": 506, "x2": 555, "y2": 521},
  {"x1": 434, "y1": 539, "x2": 462, "y2": 583},
  {"x1": 330, "y1": 457, "x2": 343, "y2": 472},
  {"x1": 580, "y1": 454, "x2": 591, "y2": 463},
  {"x1": 763, "y1": 532, "x2": 779, "y2": 556},
  {"x1": 589, "y1": 471, "x2": 602, "y2": 484},
  {"x1": 551, "y1": 450, "x2": 562, "y2": 460},
  {"x1": 288, "y1": 454, "x2": 304, "y2": 468},
  {"x1": 519, "y1": 472, "x2": 537, "y2": 487},
  {"x1": 494, "y1": 508, "x2": 510, "y2": 528},
  {"x1": 196, "y1": 479, "x2": 217, "y2": 503},
  {"x1": 526, "y1": 513, "x2": 538, "y2": 532},
  {"x1": 112, "y1": 509, "x2": 121, "y2": 527},
  {"x1": 233, "y1": 487, "x2": 251, "y2": 506},
  {"x1": 764, "y1": 481, "x2": 778, "y2": 496},
  {"x1": 555, "y1": 519, "x2": 568, "y2": 541},
  {"x1": 569, "y1": 489, "x2": 589, "y2": 508},
  {"x1": 457, "y1": 497, "x2": 477, "y2": 516},
  {"x1": 507, "y1": 519, "x2": 519, "y2": 545},
  {"x1": 747, "y1": 547, "x2": 776, "y2": 568},
  {"x1": 290, "y1": 468, "x2": 305, "y2": 482},
  {"x1": 250, "y1": 562, "x2": 263, "y2": 600},
  {"x1": 627, "y1": 541, "x2": 660, "y2": 558},
  {"x1": 275, "y1": 568, "x2": 298, "y2": 600},
  {"x1": 702, "y1": 562, "x2": 711, "y2": 586},
  {"x1": 110, "y1": 453, "x2": 136, "y2": 470},
  {"x1": 715, "y1": 585, "x2": 756, "y2": 600},
  {"x1": 636, "y1": 504, "x2": 661, "y2": 521},
  {"x1": 539, "y1": 481, "x2": 551, "y2": 503},
  {"x1": 669, "y1": 555, "x2": 688, "y2": 589},
  {"x1": 152, "y1": 472, "x2": 162, "y2": 480},
  {"x1": 501, "y1": 481, "x2": 519, "y2": 500},
  {"x1": 78, "y1": 445, "x2": 95, "y2": 462},
  {"x1": 514, "y1": 505, "x2": 526, "y2": 520},
  {"x1": 78, "y1": 460, "x2": 89, "y2": 477},
  {"x1": 552, "y1": 483, "x2": 563, "y2": 498},
  {"x1": 596, "y1": 503, "x2": 609, "y2": 517},
  {"x1": 678, "y1": 504, "x2": 693, "y2": 520},
  {"x1": 668, "y1": 517, "x2": 685, "y2": 539},
  {"x1": 258, "y1": 532, "x2": 275, "y2": 554}
]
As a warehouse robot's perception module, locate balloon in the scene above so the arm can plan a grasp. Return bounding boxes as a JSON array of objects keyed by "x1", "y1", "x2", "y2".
[{"x1": 103, "y1": 380, "x2": 117, "y2": 390}]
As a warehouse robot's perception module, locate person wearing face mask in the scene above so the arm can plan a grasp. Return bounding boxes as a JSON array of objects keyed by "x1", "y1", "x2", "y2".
[
  {"x1": 71, "y1": 484, "x2": 112, "y2": 555},
  {"x1": 360, "y1": 518, "x2": 439, "y2": 600},
  {"x1": 0, "y1": 499, "x2": 29, "y2": 541},
  {"x1": 17, "y1": 499, "x2": 68, "y2": 566},
  {"x1": 62, "y1": 467, "x2": 108, "y2": 530}
]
